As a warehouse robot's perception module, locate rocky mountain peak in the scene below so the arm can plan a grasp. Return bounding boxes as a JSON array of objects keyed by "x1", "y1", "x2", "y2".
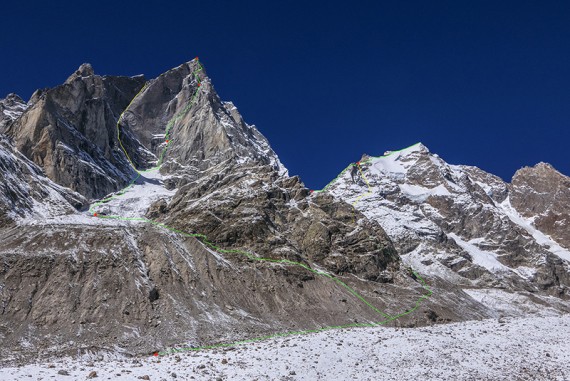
[
  {"x1": 5, "y1": 66, "x2": 146, "y2": 199},
  {"x1": 0, "y1": 93, "x2": 27, "y2": 131},
  {"x1": 3, "y1": 93, "x2": 24, "y2": 104},
  {"x1": 513, "y1": 161, "x2": 558, "y2": 180},
  {"x1": 65, "y1": 63, "x2": 95, "y2": 83},
  {"x1": 510, "y1": 160, "x2": 570, "y2": 249},
  {"x1": 119, "y1": 59, "x2": 287, "y2": 176}
]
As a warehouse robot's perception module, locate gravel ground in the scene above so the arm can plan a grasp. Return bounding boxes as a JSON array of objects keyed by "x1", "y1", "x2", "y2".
[{"x1": 1, "y1": 315, "x2": 569, "y2": 381}]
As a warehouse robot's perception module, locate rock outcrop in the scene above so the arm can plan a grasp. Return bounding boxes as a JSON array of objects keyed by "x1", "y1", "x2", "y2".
[
  {"x1": 510, "y1": 162, "x2": 570, "y2": 249},
  {"x1": 4, "y1": 64, "x2": 146, "y2": 199},
  {"x1": 0, "y1": 134, "x2": 86, "y2": 227},
  {"x1": 159, "y1": 161, "x2": 399, "y2": 282}
]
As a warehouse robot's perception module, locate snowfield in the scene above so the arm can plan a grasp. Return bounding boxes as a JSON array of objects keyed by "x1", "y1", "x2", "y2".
[{"x1": 1, "y1": 315, "x2": 569, "y2": 381}]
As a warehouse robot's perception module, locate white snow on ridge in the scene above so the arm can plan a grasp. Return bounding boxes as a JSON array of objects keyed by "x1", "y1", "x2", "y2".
[
  {"x1": 366, "y1": 143, "x2": 423, "y2": 178},
  {"x1": 2, "y1": 108, "x2": 24, "y2": 119},
  {"x1": 19, "y1": 168, "x2": 176, "y2": 227},
  {"x1": 499, "y1": 197, "x2": 570, "y2": 263},
  {"x1": 401, "y1": 243, "x2": 467, "y2": 283}
]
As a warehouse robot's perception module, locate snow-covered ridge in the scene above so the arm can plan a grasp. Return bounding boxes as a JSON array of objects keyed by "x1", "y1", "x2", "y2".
[
  {"x1": 326, "y1": 142, "x2": 570, "y2": 313},
  {"x1": 0, "y1": 93, "x2": 28, "y2": 125},
  {"x1": 499, "y1": 197, "x2": 570, "y2": 262},
  {"x1": 0, "y1": 135, "x2": 85, "y2": 221}
]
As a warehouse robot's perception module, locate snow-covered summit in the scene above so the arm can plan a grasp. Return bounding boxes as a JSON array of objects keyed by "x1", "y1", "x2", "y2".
[
  {"x1": 0, "y1": 93, "x2": 27, "y2": 130},
  {"x1": 327, "y1": 143, "x2": 570, "y2": 315},
  {"x1": 365, "y1": 142, "x2": 429, "y2": 178}
]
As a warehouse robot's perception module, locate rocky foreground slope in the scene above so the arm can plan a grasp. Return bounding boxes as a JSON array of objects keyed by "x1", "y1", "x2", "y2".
[
  {"x1": 0, "y1": 59, "x2": 568, "y2": 366},
  {"x1": 2, "y1": 315, "x2": 569, "y2": 381}
]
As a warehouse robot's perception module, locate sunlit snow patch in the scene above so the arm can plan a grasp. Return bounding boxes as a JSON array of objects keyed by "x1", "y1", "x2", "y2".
[
  {"x1": 447, "y1": 233, "x2": 510, "y2": 273},
  {"x1": 499, "y1": 197, "x2": 570, "y2": 263},
  {"x1": 94, "y1": 168, "x2": 175, "y2": 219}
]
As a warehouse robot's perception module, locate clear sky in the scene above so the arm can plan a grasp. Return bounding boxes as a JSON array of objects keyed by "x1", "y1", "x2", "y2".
[{"x1": 2, "y1": 1, "x2": 569, "y2": 189}]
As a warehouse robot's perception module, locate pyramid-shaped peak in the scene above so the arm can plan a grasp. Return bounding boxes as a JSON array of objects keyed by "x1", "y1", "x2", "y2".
[
  {"x1": 74, "y1": 63, "x2": 94, "y2": 76},
  {"x1": 160, "y1": 58, "x2": 203, "y2": 77},
  {"x1": 415, "y1": 142, "x2": 430, "y2": 152},
  {"x1": 512, "y1": 161, "x2": 565, "y2": 183},
  {"x1": 65, "y1": 63, "x2": 95, "y2": 83},
  {"x1": 1, "y1": 93, "x2": 25, "y2": 106}
]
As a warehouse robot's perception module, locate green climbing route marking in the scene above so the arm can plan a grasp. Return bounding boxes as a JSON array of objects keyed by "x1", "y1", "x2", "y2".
[{"x1": 88, "y1": 58, "x2": 431, "y2": 356}]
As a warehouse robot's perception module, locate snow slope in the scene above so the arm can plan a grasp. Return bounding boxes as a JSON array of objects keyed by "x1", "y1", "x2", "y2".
[
  {"x1": 499, "y1": 197, "x2": 570, "y2": 263},
  {"x1": 92, "y1": 168, "x2": 175, "y2": 219}
]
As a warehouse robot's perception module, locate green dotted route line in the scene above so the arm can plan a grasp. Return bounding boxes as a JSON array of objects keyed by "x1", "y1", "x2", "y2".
[{"x1": 87, "y1": 59, "x2": 431, "y2": 356}]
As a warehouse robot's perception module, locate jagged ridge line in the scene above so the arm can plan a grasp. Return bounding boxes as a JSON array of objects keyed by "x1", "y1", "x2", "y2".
[{"x1": 88, "y1": 60, "x2": 431, "y2": 355}]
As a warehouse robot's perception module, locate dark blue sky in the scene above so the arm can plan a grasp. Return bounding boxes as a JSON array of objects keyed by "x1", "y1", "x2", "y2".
[{"x1": 2, "y1": 1, "x2": 569, "y2": 188}]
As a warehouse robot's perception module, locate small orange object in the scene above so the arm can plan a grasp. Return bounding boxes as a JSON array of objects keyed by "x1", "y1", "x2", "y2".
[
  {"x1": 93, "y1": 213, "x2": 98, "y2": 217},
  {"x1": 166, "y1": 140, "x2": 169, "y2": 143},
  {"x1": 195, "y1": 56, "x2": 199, "y2": 60},
  {"x1": 153, "y1": 352, "x2": 159, "y2": 357},
  {"x1": 197, "y1": 83, "x2": 201, "y2": 87}
]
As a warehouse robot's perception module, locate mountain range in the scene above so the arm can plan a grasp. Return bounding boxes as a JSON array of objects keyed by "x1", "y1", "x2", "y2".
[{"x1": 0, "y1": 59, "x2": 568, "y2": 365}]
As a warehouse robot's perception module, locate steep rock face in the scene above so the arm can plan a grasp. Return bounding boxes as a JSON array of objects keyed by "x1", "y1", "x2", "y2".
[
  {"x1": 510, "y1": 163, "x2": 570, "y2": 250},
  {"x1": 119, "y1": 60, "x2": 286, "y2": 176},
  {"x1": 327, "y1": 143, "x2": 570, "y2": 304},
  {"x1": 0, "y1": 134, "x2": 86, "y2": 227},
  {"x1": 4, "y1": 64, "x2": 146, "y2": 199},
  {"x1": 157, "y1": 161, "x2": 399, "y2": 283}
]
